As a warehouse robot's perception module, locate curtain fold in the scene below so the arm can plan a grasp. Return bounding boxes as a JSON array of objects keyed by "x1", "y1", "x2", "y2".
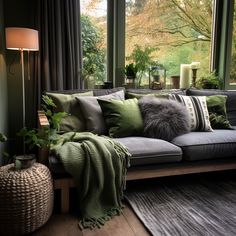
[
  {"x1": 37, "y1": 0, "x2": 83, "y2": 92},
  {"x1": 26, "y1": 0, "x2": 83, "y2": 129}
]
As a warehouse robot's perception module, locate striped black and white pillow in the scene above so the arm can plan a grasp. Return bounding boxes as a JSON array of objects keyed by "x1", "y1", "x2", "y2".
[{"x1": 169, "y1": 94, "x2": 213, "y2": 132}]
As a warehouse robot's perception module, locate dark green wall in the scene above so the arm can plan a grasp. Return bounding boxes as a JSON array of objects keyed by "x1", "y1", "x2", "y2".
[
  {"x1": 4, "y1": 0, "x2": 35, "y2": 155},
  {"x1": 0, "y1": 0, "x2": 8, "y2": 164}
]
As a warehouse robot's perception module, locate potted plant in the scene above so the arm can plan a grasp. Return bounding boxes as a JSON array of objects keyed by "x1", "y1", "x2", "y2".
[
  {"x1": 125, "y1": 63, "x2": 138, "y2": 80},
  {"x1": 127, "y1": 45, "x2": 155, "y2": 87},
  {"x1": 197, "y1": 71, "x2": 223, "y2": 89},
  {"x1": 17, "y1": 95, "x2": 67, "y2": 165}
]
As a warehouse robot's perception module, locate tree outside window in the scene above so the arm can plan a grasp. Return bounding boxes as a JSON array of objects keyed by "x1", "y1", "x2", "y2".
[
  {"x1": 126, "y1": 0, "x2": 213, "y2": 87},
  {"x1": 229, "y1": 1, "x2": 236, "y2": 85},
  {"x1": 81, "y1": 0, "x2": 107, "y2": 88}
]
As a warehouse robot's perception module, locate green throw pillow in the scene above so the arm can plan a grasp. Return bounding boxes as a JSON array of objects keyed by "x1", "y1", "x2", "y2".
[
  {"x1": 98, "y1": 98, "x2": 143, "y2": 138},
  {"x1": 45, "y1": 91, "x2": 93, "y2": 132},
  {"x1": 126, "y1": 92, "x2": 169, "y2": 100},
  {"x1": 206, "y1": 95, "x2": 232, "y2": 129}
]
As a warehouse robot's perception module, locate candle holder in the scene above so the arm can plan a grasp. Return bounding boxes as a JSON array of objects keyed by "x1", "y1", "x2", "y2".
[{"x1": 192, "y1": 68, "x2": 198, "y2": 87}]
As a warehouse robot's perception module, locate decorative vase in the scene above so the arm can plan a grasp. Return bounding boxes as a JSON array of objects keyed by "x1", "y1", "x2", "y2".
[{"x1": 14, "y1": 154, "x2": 36, "y2": 170}]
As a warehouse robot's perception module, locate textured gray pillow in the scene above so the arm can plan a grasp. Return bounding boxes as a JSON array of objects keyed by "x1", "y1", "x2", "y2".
[
  {"x1": 76, "y1": 90, "x2": 125, "y2": 134},
  {"x1": 139, "y1": 97, "x2": 191, "y2": 141}
]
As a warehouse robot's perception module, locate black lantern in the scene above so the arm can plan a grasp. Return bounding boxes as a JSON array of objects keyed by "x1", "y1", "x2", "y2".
[{"x1": 149, "y1": 65, "x2": 166, "y2": 89}]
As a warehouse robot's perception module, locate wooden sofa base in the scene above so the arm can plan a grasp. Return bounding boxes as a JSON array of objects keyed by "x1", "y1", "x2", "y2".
[{"x1": 53, "y1": 158, "x2": 236, "y2": 213}]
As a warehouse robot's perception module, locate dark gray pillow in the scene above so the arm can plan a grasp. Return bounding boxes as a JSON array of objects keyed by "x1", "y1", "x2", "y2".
[
  {"x1": 139, "y1": 97, "x2": 191, "y2": 141},
  {"x1": 76, "y1": 90, "x2": 125, "y2": 134}
]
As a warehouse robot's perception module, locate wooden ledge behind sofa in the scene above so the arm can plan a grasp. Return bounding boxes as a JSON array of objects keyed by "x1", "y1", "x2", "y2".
[{"x1": 38, "y1": 110, "x2": 236, "y2": 213}]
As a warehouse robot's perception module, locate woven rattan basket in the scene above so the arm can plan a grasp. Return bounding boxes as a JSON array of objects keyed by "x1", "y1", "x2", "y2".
[{"x1": 0, "y1": 162, "x2": 54, "y2": 236}]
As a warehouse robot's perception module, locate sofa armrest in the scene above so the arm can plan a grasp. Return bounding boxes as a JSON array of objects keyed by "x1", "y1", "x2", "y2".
[
  {"x1": 37, "y1": 110, "x2": 50, "y2": 164},
  {"x1": 38, "y1": 110, "x2": 50, "y2": 128}
]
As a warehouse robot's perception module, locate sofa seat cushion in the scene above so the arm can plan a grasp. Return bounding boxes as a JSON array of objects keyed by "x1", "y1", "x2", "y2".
[
  {"x1": 171, "y1": 130, "x2": 236, "y2": 161},
  {"x1": 49, "y1": 137, "x2": 182, "y2": 173},
  {"x1": 115, "y1": 137, "x2": 182, "y2": 166}
]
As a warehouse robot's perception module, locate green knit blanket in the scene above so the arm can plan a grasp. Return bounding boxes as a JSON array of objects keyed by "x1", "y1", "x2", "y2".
[{"x1": 51, "y1": 132, "x2": 131, "y2": 229}]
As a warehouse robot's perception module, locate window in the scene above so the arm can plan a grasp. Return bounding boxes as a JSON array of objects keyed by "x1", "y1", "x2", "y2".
[
  {"x1": 81, "y1": 0, "x2": 107, "y2": 87},
  {"x1": 125, "y1": 0, "x2": 213, "y2": 88},
  {"x1": 229, "y1": 1, "x2": 236, "y2": 86}
]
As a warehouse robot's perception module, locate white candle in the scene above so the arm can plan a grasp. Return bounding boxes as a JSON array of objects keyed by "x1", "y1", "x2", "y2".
[
  {"x1": 180, "y1": 64, "x2": 191, "y2": 89},
  {"x1": 191, "y1": 62, "x2": 200, "y2": 69}
]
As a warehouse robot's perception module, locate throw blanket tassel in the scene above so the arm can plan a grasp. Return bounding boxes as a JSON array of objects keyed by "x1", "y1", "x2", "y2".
[{"x1": 79, "y1": 207, "x2": 124, "y2": 229}]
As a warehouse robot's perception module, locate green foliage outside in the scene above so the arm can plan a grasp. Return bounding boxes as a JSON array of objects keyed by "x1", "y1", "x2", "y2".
[
  {"x1": 82, "y1": 0, "x2": 226, "y2": 87},
  {"x1": 229, "y1": 2, "x2": 236, "y2": 83},
  {"x1": 197, "y1": 71, "x2": 223, "y2": 89},
  {"x1": 81, "y1": 15, "x2": 106, "y2": 86},
  {"x1": 125, "y1": 0, "x2": 214, "y2": 87}
]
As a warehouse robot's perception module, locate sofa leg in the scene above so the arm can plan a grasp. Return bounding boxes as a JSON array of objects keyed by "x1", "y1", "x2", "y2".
[
  {"x1": 54, "y1": 178, "x2": 75, "y2": 214},
  {"x1": 61, "y1": 182, "x2": 70, "y2": 213}
]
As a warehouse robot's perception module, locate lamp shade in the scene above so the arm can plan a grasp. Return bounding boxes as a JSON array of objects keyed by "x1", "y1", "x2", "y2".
[{"x1": 5, "y1": 27, "x2": 39, "y2": 51}]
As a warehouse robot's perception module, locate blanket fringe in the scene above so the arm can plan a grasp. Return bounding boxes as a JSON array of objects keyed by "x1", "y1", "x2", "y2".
[{"x1": 78, "y1": 206, "x2": 124, "y2": 230}]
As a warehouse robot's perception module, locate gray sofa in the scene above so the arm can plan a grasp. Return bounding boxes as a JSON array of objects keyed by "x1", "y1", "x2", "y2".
[
  {"x1": 39, "y1": 87, "x2": 236, "y2": 213},
  {"x1": 45, "y1": 87, "x2": 236, "y2": 180}
]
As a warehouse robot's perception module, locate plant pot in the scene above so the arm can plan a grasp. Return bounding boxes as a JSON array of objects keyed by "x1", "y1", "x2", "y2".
[
  {"x1": 14, "y1": 154, "x2": 36, "y2": 170},
  {"x1": 126, "y1": 75, "x2": 136, "y2": 82},
  {"x1": 202, "y1": 82, "x2": 218, "y2": 89},
  {"x1": 171, "y1": 75, "x2": 180, "y2": 89}
]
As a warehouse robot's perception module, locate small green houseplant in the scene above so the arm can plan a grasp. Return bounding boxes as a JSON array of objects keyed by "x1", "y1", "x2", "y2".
[
  {"x1": 16, "y1": 95, "x2": 67, "y2": 167},
  {"x1": 125, "y1": 63, "x2": 138, "y2": 79},
  {"x1": 18, "y1": 95, "x2": 67, "y2": 152},
  {"x1": 197, "y1": 71, "x2": 222, "y2": 89}
]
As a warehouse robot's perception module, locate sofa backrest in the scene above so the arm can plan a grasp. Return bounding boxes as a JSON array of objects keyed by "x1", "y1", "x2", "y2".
[
  {"x1": 126, "y1": 88, "x2": 185, "y2": 95},
  {"x1": 44, "y1": 87, "x2": 124, "y2": 96},
  {"x1": 187, "y1": 88, "x2": 236, "y2": 126}
]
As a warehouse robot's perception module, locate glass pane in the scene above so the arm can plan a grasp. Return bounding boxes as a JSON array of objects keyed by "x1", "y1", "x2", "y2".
[
  {"x1": 230, "y1": 1, "x2": 236, "y2": 86},
  {"x1": 81, "y1": 0, "x2": 107, "y2": 87},
  {"x1": 125, "y1": 0, "x2": 213, "y2": 89}
]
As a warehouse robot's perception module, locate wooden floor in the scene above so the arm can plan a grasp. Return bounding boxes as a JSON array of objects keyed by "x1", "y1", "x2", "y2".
[
  {"x1": 30, "y1": 170, "x2": 235, "y2": 236},
  {"x1": 31, "y1": 204, "x2": 150, "y2": 236}
]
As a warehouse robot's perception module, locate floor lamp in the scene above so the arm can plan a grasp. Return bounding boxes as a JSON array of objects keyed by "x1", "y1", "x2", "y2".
[{"x1": 5, "y1": 27, "x2": 39, "y2": 153}]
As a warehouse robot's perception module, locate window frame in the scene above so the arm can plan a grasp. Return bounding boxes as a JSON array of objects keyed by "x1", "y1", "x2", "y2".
[
  {"x1": 224, "y1": 0, "x2": 236, "y2": 89},
  {"x1": 108, "y1": 0, "x2": 235, "y2": 89},
  {"x1": 214, "y1": 0, "x2": 235, "y2": 89}
]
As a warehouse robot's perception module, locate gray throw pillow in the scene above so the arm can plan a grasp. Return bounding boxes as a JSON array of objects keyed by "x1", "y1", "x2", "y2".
[
  {"x1": 76, "y1": 90, "x2": 125, "y2": 134},
  {"x1": 139, "y1": 97, "x2": 191, "y2": 141}
]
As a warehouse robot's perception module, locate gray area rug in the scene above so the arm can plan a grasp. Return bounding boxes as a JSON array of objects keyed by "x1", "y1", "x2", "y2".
[{"x1": 125, "y1": 175, "x2": 236, "y2": 236}]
